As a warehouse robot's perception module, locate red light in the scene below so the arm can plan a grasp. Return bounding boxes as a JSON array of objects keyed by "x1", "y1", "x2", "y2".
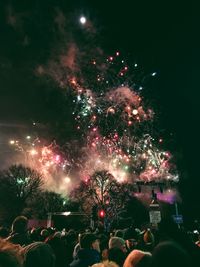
[{"x1": 99, "y1": 209, "x2": 105, "y2": 218}]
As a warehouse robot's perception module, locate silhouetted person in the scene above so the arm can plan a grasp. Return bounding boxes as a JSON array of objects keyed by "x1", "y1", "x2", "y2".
[
  {"x1": 108, "y1": 247, "x2": 126, "y2": 267},
  {"x1": 151, "y1": 241, "x2": 190, "y2": 267},
  {"x1": 7, "y1": 216, "x2": 31, "y2": 246},
  {"x1": 46, "y1": 234, "x2": 68, "y2": 267},
  {"x1": 21, "y1": 242, "x2": 55, "y2": 267},
  {"x1": 70, "y1": 233, "x2": 100, "y2": 267},
  {"x1": 0, "y1": 238, "x2": 23, "y2": 267},
  {"x1": 158, "y1": 217, "x2": 200, "y2": 266},
  {"x1": 123, "y1": 249, "x2": 152, "y2": 267}
]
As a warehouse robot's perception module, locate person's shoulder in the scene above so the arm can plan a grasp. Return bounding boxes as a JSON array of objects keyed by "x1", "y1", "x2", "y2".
[
  {"x1": 7, "y1": 232, "x2": 31, "y2": 246},
  {"x1": 7, "y1": 232, "x2": 19, "y2": 241},
  {"x1": 91, "y1": 248, "x2": 100, "y2": 257},
  {"x1": 70, "y1": 259, "x2": 84, "y2": 267}
]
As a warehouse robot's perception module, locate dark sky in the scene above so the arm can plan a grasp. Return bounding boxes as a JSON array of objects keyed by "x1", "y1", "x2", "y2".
[{"x1": 0, "y1": 1, "x2": 200, "y2": 219}]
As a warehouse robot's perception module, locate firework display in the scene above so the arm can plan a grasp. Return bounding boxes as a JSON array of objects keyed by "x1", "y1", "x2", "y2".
[
  {"x1": 66, "y1": 51, "x2": 178, "y2": 185},
  {"x1": 6, "y1": 14, "x2": 179, "y2": 198},
  {"x1": 8, "y1": 50, "x2": 178, "y2": 195},
  {"x1": 1, "y1": 0, "x2": 199, "y2": 226},
  {"x1": 8, "y1": 136, "x2": 73, "y2": 193}
]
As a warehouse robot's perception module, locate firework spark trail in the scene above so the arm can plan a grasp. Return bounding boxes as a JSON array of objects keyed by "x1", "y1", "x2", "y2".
[
  {"x1": 79, "y1": 130, "x2": 178, "y2": 183},
  {"x1": 8, "y1": 136, "x2": 74, "y2": 194}
]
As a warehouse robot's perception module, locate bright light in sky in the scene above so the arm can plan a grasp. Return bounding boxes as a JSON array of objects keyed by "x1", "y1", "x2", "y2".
[
  {"x1": 80, "y1": 16, "x2": 86, "y2": 24},
  {"x1": 30, "y1": 149, "x2": 38, "y2": 156},
  {"x1": 64, "y1": 176, "x2": 71, "y2": 183},
  {"x1": 132, "y1": 109, "x2": 138, "y2": 115}
]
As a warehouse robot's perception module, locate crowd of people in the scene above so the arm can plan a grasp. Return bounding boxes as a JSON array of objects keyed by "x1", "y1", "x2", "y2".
[{"x1": 0, "y1": 215, "x2": 200, "y2": 267}]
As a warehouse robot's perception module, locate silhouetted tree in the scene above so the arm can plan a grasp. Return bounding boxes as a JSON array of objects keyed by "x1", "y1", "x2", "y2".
[
  {"x1": 0, "y1": 164, "x2": 43, "y2": 224},
  {"x1": 70, "y1": 170, "x2": 135, "y2": 221}
]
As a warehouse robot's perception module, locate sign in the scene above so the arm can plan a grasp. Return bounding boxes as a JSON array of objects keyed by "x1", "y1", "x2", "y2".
[
  {"x1": 172, "y1": 215, "x2": 183, "y2": 224},
  {"x1": 149, "y1": 196, "x2": 161, "y2": 227},
  {"x1": 149, "y1": 210, "x2": 161, "y2": 224}
]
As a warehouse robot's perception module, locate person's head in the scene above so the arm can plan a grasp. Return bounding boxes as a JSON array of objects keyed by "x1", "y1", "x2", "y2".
[
  {"x1": 11, "y1": 216, "x2": 28, "y2": 234},
  {"x1": 92, "y1": 260, "x2": 119, "y2": 267},
  {"x1": 100, "y1": 238, "x2": 109, "y2": 261},
  {"x1": 151, "y1": 241, "x2": 190, "y2": 267},
  {"x1": 125, "y1": 239, "x2": 137, "y2": 251},
  {"x1": 0, "y1": 238, "x2": 23, "y2": 267},
  {"x1": 142, "y1": 228, "x2": 155, "y2": 252},
  {"x1": 40, "y1": 229, "x2": 49, "y2": 241},
  {"x1": 80, "y1": 233, "x2": 100, "y2": 252},
  {"x1": 114, "y1": 230, "x2": 124, "y2": 238},
  {"x1": 64, "y1": 229, "x2": 77, "y2": 245},
  {"x1": 108, "y1": 247, "x2": 126, "y2": 267},
  {"x1": 21, "y1": 242, "x2": 55, "y2": 267},
  {"x1": 143, "y1": 229, "x2": 154, "y2": 245},
  {"x1": 108, "y1": 237, "x2": 127, "y2": 254},
  {"x1": 123, "y1": 249, "x2": 152, "y2": 267},
  {"x1": 29, "y1": 228, "x2": 39, "y2": 242}
]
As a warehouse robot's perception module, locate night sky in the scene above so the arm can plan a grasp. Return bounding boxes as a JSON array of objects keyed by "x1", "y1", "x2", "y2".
[{"x1": 0, "y1": 1, "x2": 200, "y2": 221}]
